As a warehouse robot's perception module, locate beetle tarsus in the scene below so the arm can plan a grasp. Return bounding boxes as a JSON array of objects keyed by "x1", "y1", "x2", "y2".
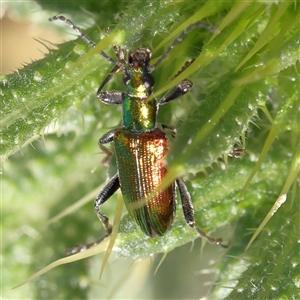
[{"x1": 65, "y1": 234, "x2": 109, "y2": 256}]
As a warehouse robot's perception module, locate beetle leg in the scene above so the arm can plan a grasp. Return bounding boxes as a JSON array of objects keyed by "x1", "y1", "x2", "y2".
[
  {"x1": 98, "y1": 129, "x2": 118, "y2": 165},
  {"x1": 158, "y1": 79, "x2": 193, "y2": 106},
  {"x1": 161, "y1": 124, "x2": 176, "y2": 139},
  {"x1": 176, "y1": 178, "x2": 228, "y2": 248},
  {"x1": 66, "y1": 174, "x2": 120, "y2": 255},
  {"x1": 97, "y1": 90, "x2": 124, "y2": 105},
  {"x1": 97, "y1": 64, "x2": 122, "y2": 96},
  {"x1": 66, "y1": 234, "x2": 108, "y2": 256},
  {"x1": 94, "y1": 173, "x2": 120, "y2": 235}
]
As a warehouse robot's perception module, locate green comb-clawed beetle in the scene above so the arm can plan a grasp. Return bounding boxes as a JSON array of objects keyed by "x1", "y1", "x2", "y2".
[{"x1": 49, "y1": 16, "x2": 228, "y2": 254}]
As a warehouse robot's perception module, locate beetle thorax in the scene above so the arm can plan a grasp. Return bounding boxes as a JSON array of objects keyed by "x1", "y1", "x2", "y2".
[{"x1": 124, "y1": 48, "x2": 154, "y2": 98}]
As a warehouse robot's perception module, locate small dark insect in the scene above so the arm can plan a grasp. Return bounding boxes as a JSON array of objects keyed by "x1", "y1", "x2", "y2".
[{"x1": 229, "y1": 147, "x2": 246, "y2": 159}]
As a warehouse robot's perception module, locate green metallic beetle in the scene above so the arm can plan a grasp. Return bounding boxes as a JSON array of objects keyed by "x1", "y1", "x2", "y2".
[{"x1": 49, "y1": 16, "x2": 228, "y2": 253}]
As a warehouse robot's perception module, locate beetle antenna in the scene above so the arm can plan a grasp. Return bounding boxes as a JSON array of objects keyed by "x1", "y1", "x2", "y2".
[
  {"x1": 150, "y1": 21, "x2": 218, "y2": 71},
  {"x1": 49, "y1": 15, "x2": 116, "y2": 64}
]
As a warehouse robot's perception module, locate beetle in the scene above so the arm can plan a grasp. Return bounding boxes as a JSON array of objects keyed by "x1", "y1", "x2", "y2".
[{"x1": 49, "y1": 16, "x2": 228, "y2": 253}]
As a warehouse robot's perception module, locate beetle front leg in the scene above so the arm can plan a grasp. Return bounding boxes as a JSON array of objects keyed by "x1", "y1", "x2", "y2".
[
  {"x1": 66, "y1": 174, "x2": 120, "y2": 255},
  {"x1": 158, "y1": 79, "x2": 193, "y2": 106},
  {"x1": 97, "y1": 90, "x2": 124, "y2": 105},
  {"x1": 176, "y1": 178, "x2": 228, "y2": 248}
]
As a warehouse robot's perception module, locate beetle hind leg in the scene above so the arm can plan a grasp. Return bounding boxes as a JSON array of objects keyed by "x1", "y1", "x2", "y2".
[{"x1": 176, "y1": 178, "x2": 229, "y2": 248}]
